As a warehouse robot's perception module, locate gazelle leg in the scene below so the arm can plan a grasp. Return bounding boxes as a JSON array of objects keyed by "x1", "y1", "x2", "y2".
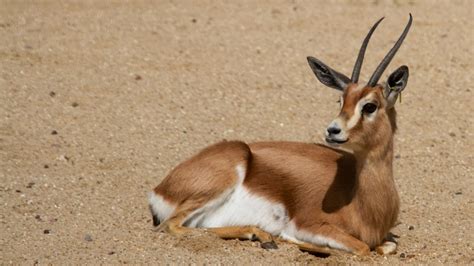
[
  {"x1": 154, "y1": 200, "x2": 204, "y2": 235},
  {"x1": 153, "y1": 200, "x2": 277, "y2": 249},
  {"x1": 205, "y1": 226, "x2": 278, "y2": 249},
  {"x1": 280, "y1": 238, "x2": 335, "y2": 256},
  {"x1": 304, "y1": 224, "x2": 371, "y2": 256},
  {"x1": 375, "y1": 241, "x2": 397, "y2": 255},
  {"x1": 375, "y1": 232, "x2": 398, "y2": 255},
  {"x1": 155, "y1": 211, "x2": 193, "y2": 235},
  {"x1": 158, "y1": 221, "x2": 278, "y2": 249}
]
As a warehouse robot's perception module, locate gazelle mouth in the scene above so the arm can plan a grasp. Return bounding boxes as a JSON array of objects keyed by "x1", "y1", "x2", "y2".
[{"x1": 325, "y1": 137, "x2": 348, "y2": 144}]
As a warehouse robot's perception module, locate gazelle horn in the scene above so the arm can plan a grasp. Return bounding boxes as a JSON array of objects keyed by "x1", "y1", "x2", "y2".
[{"x1": 367, "y1": 14, "x2": 413, "y2": 87}]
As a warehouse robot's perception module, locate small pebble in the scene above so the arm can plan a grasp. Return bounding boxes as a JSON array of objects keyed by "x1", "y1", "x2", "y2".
[
  {"x1": 455, "y1": 191, "x2": 462, "y2": 195},
  {"x1": 449, "y1": 132, "x2": 456, "y2": 137},
  {"x1": 71, "y1": 102, "x2": 79, "y2": 107},
  {"x1": 51, "y1": 130, "x2": 58, "y2": 135},
  {"x1": 35, "y1": 215, "x2": 42, "y2": 221},
  {"x1": 108, "y1": 251, "x2": 115, "y2": 255},
  {"x1": 44, "y1": 164, "x2": 49, "y2": 169},
  {"x1": 400, "y1": 252, "x2": 406, "y2": 258},
  {"x1": 27, "y1": 182, "x2": 35, "y2": 188},
  {"x1": 44, "y1": 229, "x2": 50, "y2": 234},
  {"x1": 15, "y1": 189, "x2": 22, "y2": 193},
  {"x1": 84, "y1": 234, "x2": 93, "y2": 242},
  {"x1": 408, "y1": 225, "x2": 414, "y2": 230},
  {"x1": 191, "y1": 18, "x2": 197, "y2": 23},
  {"x1": 395, "y1": 154, "x2": 401, "y2": 159},
  {"x1": 134, "y1": 74, "x2": 142, "y2": 80},
  {"x1": 49, "y1": 91, "x2": 56, "y2": 97}
]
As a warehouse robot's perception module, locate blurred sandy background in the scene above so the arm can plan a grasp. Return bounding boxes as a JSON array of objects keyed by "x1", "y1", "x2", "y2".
[{"x1": 1, "y1": 0, "x2": 472, "y2": 264}]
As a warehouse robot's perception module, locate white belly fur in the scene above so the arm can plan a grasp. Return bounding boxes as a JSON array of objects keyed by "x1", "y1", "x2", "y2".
[
  {"x1": 183, "y1": 184, "x2": 348, "y2": 251},
  {"x1": 186, "y1": 184, "x2": 289, "y2": 235},
  {"x1": 182, "y1": 164, "x2": 288, "y2": 235}
]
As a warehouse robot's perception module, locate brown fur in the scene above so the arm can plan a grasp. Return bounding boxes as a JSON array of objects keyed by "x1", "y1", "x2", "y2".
[
  {"x1": 151, "y1": 84, "x2": 400, "y2": 254},
  {"x1": 154, "y1": 141, "x2": 250, "y2": 204}
]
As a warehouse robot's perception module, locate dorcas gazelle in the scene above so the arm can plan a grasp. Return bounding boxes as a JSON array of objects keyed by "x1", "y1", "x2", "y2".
[{"x1": 149, "y1": 15, "x2": 413, "y2": 256}]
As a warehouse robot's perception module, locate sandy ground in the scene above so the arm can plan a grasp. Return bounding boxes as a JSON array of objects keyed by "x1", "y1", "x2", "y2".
[{"x1": 1, "y1": 0, "x2": 473, "y2": 264}]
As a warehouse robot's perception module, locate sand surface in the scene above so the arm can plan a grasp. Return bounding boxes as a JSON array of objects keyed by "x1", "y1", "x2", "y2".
[{"x1": 1, "y1": 0, "x2": 473, "y2": 264}]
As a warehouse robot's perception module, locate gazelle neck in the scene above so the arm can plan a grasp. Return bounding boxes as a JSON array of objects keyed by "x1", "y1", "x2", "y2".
[
  {"x1": 354, "y1": 107, "x2": 397, "y2": 180},
  {"x1": 351, "y1": 108, "x2": 399, "y2": 246},
  {"x1": 354, "y1": 136, "x2": 394, "y2": 183}
]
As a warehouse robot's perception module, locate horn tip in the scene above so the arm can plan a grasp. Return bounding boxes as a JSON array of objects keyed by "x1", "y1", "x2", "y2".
[{"x1": 407, "y1": 13, "x2": 413, "y2": 28}]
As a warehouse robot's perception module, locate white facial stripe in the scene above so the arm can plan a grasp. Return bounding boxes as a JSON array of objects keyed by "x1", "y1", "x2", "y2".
[
  {"x1": 346, "y1": 93, "x2": 377, "y2": 130},
  {"x1": 346, "y1": 103, "x2": 362, "y2": 130}
]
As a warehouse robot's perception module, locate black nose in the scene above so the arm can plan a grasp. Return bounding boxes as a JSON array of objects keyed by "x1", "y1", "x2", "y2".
[{"x1": 327, "y1": 127, "x2": 341, "y2": 135}]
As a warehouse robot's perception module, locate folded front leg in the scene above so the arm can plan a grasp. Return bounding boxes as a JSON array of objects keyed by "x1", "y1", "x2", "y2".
[
  {"x1": 298, "y1": 223, "x2": 371, "y2": 256},
  {"x1": 206, "y1": 226, "x2": 278, "y2": 249}
]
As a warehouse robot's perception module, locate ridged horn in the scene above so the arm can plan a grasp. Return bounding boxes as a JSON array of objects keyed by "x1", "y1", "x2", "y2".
[
  {"x1": 367, "y1": 14, "x2": 413, "y2": 87},
  {"x1": 351, "y1": 17, "x2": 384, "y2": 84}
]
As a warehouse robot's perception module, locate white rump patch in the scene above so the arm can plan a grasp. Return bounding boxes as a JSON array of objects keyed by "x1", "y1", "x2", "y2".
[
  {"x1": 280, "y1": 221, "x2": 351, "y2": 252},
  {"x1": 148, "y1": 192, "x2": 176, "y2": 222},
  {"x1": 235, "y1": 164, "x2": 246, "y2": 183}
]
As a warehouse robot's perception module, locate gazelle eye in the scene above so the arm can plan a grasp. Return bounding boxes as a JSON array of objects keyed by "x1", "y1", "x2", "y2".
[{"x1": 362, "y1": 103, "x2": 377, "y2": 114}]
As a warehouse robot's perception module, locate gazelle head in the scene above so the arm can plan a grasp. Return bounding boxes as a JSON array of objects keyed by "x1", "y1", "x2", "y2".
[{"x1": 307, "y1": 15, "x2": 412, "y2": 152}]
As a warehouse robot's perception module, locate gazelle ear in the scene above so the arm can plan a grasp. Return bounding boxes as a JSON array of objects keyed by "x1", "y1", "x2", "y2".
[
  {"x1": 307, "y1": 56, "x2": 350, "y2": 91},
  {"x1": 384, "y1": 65, "x2": 409, "y2": 108}
]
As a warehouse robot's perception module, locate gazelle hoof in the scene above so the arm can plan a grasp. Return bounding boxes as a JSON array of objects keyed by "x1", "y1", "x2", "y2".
[
  {"x1": 376, "y1": 241, "x2": 397, "y2": 255},
  {"x1": 261, "y1": 241, "x2": 278, "y2": 250}
]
